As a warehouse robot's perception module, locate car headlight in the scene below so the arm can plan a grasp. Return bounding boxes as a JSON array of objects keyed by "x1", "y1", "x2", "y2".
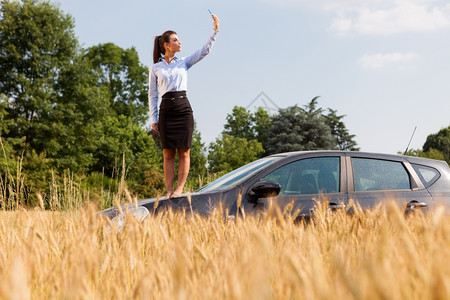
[{"x1": 109, "y1": 206, "x2": 150, "y2": 232}]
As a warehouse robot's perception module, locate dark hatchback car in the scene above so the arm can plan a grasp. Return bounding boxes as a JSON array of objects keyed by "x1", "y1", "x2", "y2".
[{"x1": 102, "y1": 151, "x2": 450, "y2": 221}]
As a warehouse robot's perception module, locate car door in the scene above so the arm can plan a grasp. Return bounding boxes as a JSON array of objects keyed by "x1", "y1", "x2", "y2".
[
  {"x1": 243, "y1": 155, "x2": 348, "y2": 217},
  {"x1": 346, "y1": 154, "x2": 433, "y2": 213}
]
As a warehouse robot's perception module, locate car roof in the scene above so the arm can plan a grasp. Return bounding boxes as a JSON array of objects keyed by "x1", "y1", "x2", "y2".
[{"x1": 268, "y1": 150, "x2": 449, "y2": 169}]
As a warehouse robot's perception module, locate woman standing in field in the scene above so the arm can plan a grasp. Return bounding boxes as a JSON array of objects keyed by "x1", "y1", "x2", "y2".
[{"x1": 149, "y1": 13, "x2": 219, "y2": 199}]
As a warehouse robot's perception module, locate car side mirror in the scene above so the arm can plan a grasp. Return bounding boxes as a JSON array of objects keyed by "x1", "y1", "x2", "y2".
[{"x1": 249, "y1": 180, "x2": 281, "y2": 201}]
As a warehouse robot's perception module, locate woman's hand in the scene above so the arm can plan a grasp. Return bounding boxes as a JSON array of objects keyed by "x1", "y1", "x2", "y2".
[
  {"x1": 151, "y1": 123, "x2": 159, "y2": 132},
  {"x1": 212, "y1": 14, "x2": 219, "y2": 31}
]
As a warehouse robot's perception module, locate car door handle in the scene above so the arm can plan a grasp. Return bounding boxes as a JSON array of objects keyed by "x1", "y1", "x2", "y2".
[
  {"x1": 406, "y1": 202, "x2": 427, "y2": 209},
  {"x1": 328, "y1": 203, "x2": 345, "y2": 210},
  {"x1": 405, "y1": 201, "x2": 427, "y2": 215}
]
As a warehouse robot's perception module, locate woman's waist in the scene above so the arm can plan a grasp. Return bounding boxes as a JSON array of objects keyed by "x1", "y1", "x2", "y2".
[
  {"x1": 160, "y1": 91, "x2": 192, "y2": 112},
  {"x1": 162, "y1": 90, "x2": 187, "y2": 100}
]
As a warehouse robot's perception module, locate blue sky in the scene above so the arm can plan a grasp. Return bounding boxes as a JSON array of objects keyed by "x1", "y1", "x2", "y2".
[{"x1": 53, "y1": 0, "x2": 450, "y2": 154}]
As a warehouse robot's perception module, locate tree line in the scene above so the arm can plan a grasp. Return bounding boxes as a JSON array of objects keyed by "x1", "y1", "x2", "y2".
[
  {"x1": 1, "y1": 0, "x2": 448, "y2": 209},
  {"x1": 208, "y1": 98, "x2": 359, "y2": 174}
]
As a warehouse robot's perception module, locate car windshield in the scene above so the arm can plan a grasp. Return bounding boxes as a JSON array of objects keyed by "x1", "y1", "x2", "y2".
[{"x1": 197, "y1": 156, "x2": 282, "y2": 192}]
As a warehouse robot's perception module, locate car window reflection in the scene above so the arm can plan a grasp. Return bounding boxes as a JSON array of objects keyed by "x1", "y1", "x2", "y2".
[
  {"x1": 197, "y1": 157, "x2": 281, "y2": 192},
  {"x1": 262, "y1": 157, "x2": 340, "y2": 195},
  {"x1": 352, "y1": 158, "x2": 411, "y2": 191},
  {"x1": 411, "y1": 163, "x2": 440, "y2": 187}
]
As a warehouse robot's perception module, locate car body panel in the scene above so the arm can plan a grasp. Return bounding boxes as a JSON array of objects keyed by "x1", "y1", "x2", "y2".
[
  {"x1": 344, "y1": 153, "x2": 434, "y2": 212},
  {"x1": 101, "y1": 151, "x2": 450, "y2": 219},
  {"x1": 241, "y1": 152, "x2": 348, "y2": 216}
]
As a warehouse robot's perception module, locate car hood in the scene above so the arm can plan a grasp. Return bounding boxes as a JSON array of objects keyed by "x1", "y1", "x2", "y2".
[
  {"x1": 100, "y1": 189, "x2": 237, "y2": 219},
  {"x1": 100, "y1": 193, "x2": 194, "y2": 219}
]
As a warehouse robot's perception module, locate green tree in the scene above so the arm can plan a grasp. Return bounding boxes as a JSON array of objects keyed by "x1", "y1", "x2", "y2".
[
  {"x1": 222, "y1": 106, "x2": 272, "y2": 154},
  {"x1": 253, "y1": 107, "x2": 272, "y2": 150},
  {"x1": 115, "y1": 118, "x2": 164, "y2": 198},
  {"x1": 265, "y1": 97, "x2": 335, "y2": 155},
  {"x1": 93, "y1": 115, "x2": 159, "y2": 175},
  {"x1": 208, "y1": 134, "x2": 264, "y2": 173},
  {"x1": 403, "y1": 149, "x2": 423, "y2": 157},
  {"x1": 325, "y1": 108, "x2": 359, "y2": 151},
  {"x1": 0, "y1": 95, "x2": 19, "y2": 157},
  {"x1": 0, "y1": 95, "x2": 11, "y2": 136},
  {"x1": 0, "y1": 0, "x2": 163, "y2": 202},
  {"x1": 223, "y1": 106, "x2": 255, "y2": 141},
  {"x1": 423, "y1": 148, "x2": 446, "y2": 161},
  {"x1": 0, "y1": 95, "x2": 16, "y2": 183},
  {"x1": 402, "y1": 147, "x2": 445, "y2": 163},
  {"x1": 423, "y1": 126, "x2": 449, "y2": 163},
  {"x1": 0, "y1": 0, "x2": 110, "y2": 172},
  {"x1": 38, "y1": 55, "x2": 109, "y2": 171},
  {"x1": 0, "y1": 0, "x2": 78, "y2": 145},
  {"x1": 189, "y1": 125, "x2": 208, "y2": 183},
  {"x1": 85, "y1": 43, "x2": 148, "y2": 124}
]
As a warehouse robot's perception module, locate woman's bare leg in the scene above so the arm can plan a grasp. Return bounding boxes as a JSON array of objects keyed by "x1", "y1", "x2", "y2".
[
  {"x1": 163, "y1": 148, "x2": 176, "y2": 198},
  {"x1": 172, "y1": 148, "x2": 190, "y2": 198}
]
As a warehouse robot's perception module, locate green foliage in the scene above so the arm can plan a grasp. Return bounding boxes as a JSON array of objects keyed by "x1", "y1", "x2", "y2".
[
  {"x1": 0, "y1": 0, "x2": 108, "y2": 172},
  {"x1": 0, "y1": 95, "x2": 12, "y2": 136},
  {"x1": 126, "y1": 158, "x2": 165, "y2": 199},
  {"x1": 213, "y1": 104, "x2": 269, "y2": 173},
  {"x1": 423, "y1": 126, "x2": 449, "y2": 164},
  {"x1": 85, "y1": 43, "x2": 148, "y2": 124},
  {"x1": 93, "y1": 115, "x2": 164, "y2": 198},
  {"x1": 253, "y1": 107, "x2": 271, "y2": 149},
  {"x1": 186, "y1": 125, "x2": 208, "y2": 189},
  {"x1": 405, "y1": 126, "x2": 450, "y2": 164},
  {"x1": 208, "y1": 134, "x2": 264, "y2": 173},
  {"x1": 39, "y1": 55, "x2": 109, "y2": 172},
  {"x1": 92, "y1": 115, "x2": 159, "y2": 174},
  {"x1": 0, "y1": 0, "x2": 78, "y2": 142},
  {"x1": 223, "y1": 106, "x2": 255, "y2": 141},
  {"x1": 22, "y1": 150, "x2": 52, "y2": 194},
  {"x1": 324, "y1": 108, "x2": 359, "y2": 151},
  {"x1": 423, "y1": 148, "x2": 446, "y2": 161},
  {"x1": 222, "y1": 106, "x2": 272, "y2": 155},
  {"x1": 0, "y1": 0, "x2": 168, "y2": 208},
  {"x1": 265, "y1": 97, "x2": 335, "y2": 155},
  {"x1": 213, "y1": 98, "x2": 358, "y2": 174},
  {"x1": 403, "y1": 149, "x2": 423, "y2": 157},
  {"x1": 0, "y1": 136, "x2": 15, "y2": 177},
  {"x1": 402, "y1": 148, "x2": 446, "y2": 164}
]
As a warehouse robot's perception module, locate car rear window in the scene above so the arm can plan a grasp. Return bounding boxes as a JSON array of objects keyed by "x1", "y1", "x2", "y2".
[
  {"x1": 352, "y1": 158, "x2": 411, "y2": 191},
  {"x1": 411, "y1": 164, "x2": 440, "y2": 187}
]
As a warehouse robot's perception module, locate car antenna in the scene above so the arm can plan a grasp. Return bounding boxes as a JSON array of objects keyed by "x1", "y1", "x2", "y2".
[{"x1": 403, "y1": 126, "x2": 417, "y2": 155}]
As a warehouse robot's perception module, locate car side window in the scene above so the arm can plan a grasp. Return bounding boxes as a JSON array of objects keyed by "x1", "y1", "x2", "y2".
[
  {"x1": 352, "y1": 158, "x2": 411, "y2": 192},
  {"x1": 411, "y1": 164, "x2": 440, "y2": 187},
  {"x1": 262, "y1": 157, "x2": 340, "y2": 195}
]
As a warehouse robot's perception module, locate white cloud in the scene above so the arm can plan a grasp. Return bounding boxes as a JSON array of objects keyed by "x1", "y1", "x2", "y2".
[
  {"x1": 331, "y1": 1, "x2": 450, "y2": 35},
  {"x1": 260, "y1": 0, "x2": 450, "y2": 35},
  {"x1": 358, "y1": 52, "x2": 418, "y2": 70}
]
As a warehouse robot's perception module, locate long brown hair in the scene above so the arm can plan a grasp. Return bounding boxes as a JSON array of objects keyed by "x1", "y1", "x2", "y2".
[{"x1": 153, "y1": 30, "x2": 176, "y2": 64}]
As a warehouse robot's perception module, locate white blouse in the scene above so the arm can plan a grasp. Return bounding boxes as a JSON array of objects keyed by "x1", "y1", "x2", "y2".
[{"x1": 148, "y1": 30, "x2": 218, "y2": 124}]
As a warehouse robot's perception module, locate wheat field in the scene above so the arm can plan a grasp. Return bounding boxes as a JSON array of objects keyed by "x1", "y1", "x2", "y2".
[{"x1": 0, "y1": 202, "x2": 449, "y2": 300}]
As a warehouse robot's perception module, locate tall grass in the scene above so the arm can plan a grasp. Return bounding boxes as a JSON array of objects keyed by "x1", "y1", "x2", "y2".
[
  {"x1": 0, "y1": 148, "x2": 134, "y2": 211},
  {"x1": 0, "y1": 136, "x2": 26, "y2": 210},
  {"x1": 0, "y1": 203, "x2": 448, "y2": 299}
]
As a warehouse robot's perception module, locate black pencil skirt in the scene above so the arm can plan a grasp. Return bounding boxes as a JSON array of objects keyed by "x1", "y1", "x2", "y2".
[{"x1": 158, "y1": 91, "x2": 194, "y2": 149}]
